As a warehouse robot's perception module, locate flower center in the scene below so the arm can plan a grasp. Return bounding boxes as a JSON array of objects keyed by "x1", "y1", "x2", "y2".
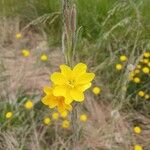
[{"x1": 67, "y1": 80, "x2": 75, "y2": 88}]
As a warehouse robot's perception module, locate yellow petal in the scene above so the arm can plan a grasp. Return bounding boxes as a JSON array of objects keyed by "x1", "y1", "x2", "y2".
[
  {"x1": 53, "y1": 86, "x2": 66, "y2": 97},
  {"x1": 42, "y1": 95, "x2": 57, "y2": 108},
  {"x1": 41, "y1": 96, "x2": 50, "y2": 105},
  {"x1": 43, "y1": 86, "x2": 52, "y2": 95},
  {"x1": 60, "y1": 64, "x2": 72, "y2": 79},
  {"x1": 65, "y1": 92, "x2": 73, "y2": 104},
  {"x1": 73, "y1": 63, "x2": 87, "y2": 77},
  {"x1": 76, "y1": 73, "x2": 95, "y2": 84},
  {"x1": 70, "y1": 89, "x2": 84, "y2": 102},
  {"x1": 51, "y1": 72, "x2": 66, "y2": 85},
  {"x1": 77, "y1": 83, "x2": 91, "y2": 92}
]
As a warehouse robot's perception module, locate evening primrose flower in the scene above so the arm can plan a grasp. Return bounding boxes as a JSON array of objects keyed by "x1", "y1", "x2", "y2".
[
  {"x1": 138, "y1": 91, "x2": 145, "y2": 97},
  {"x1": 22, "y1": 50, "x2": 30, "y2": 57},
  {"x1": 92, "y1": 86, "x2": 101, "y2": 95},
  {"x1": 133, "y1": 77, "x2": 140, "y2": 83},
  {"x1": 43, "y1": 117, "x2": 51, "y2": 125},
  {"x1": 120, "y1": 55, "x2": 127, "y2": 62},
  {"x1": 133, "y1": 126, "x2": 141, "y2": 134},
  {"x1": 62, "y1": 120, "x2": 70, "y2": 128},
  {"x1": 16, "y1": 33, "x2": 22, "y2": 39},
  {"x1": 24, "y1": 100, "x2": 33, "y2": 109},
  {"x1": 5, "y1": 112, "x2": 13, "y2": 119},
  {"x1": 42, "y1": 87, "x2": 72, "y2": 114},
  {"x1": 134, "y1": 145, "x2": 143, "y2": 150},
  {"x1": 80, "y1": 114, "x2": 87, "y2": 122},
  {"x1": 51, "y1": 63, "x2": 95, "y2": 104},
  {"x1": 115, "y1": 64, "x2": 123, "y2": 70},
  {"x1": 52, "y1": 112, "x2": 59, "y2": 120},
  {"x1": 40, "y1": 54, "x2": 48, "y2": 61},
  {"x1": 142, "y1": 67, "x2": 149, "y2": 74}
]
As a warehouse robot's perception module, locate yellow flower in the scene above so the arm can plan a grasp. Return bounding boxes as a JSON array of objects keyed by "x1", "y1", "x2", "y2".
[
  {"x1": 60, "y1": 111, "x2": 68, "y2": 118},
  {"x1": 138, "y1": 91, "x2": 145, "y2": 97},
  {"x1": 52, "y1": 112, "x2": 59, "y2": 120},
  {"x1": 134, "y1": 69, "x2": 140, "y2": 74},
  {"x1": 134, "y1": 145, "x2": 143, "y2": 150},
  {"x1": 133, "y1": 126, "x2": 141, "y2": 134},
  {"x1": 51, "y1": 63, "x2": 95, "y2": 104},
  {"x1": 143, "y1": 59, "x2": 148, "y2": 64},
  {"x1": 137, "y1": 65, "x2": 141, "y2": 69},
  {"x1": 144, "y1": 94, "x2": 150, "y2": 100},
  {"x1": 115, "y1": 64, "x2": 123, "y2": 70},
  {"x1": 5, "y1": 112, "x2": 13, "y2": 119},
  {"x1": 16, "y1": 33, "x2": 22, "y2": 39},
  {"x1": 120, "y1": 55, "x2": 127, "y2": 62},
  {"x1": 92, "y1": 87, "x2": 101, "y2": 95},
  {"x1": 40, "y1": 54, "x2": 48, "y2": 61},
  {"x1": 143, "y1": 52, "x2": 150, "y2": 58},
  {"x1": 42, "y1": 87, "x2": 72, "y2": 113},
  {"x1": 62, "y1": 120, "x2": 70, "y2": 128},
  {"x1": 148, "y1": 62, "x2": 150, "y2": 67},
  {"x1": 133, "y1": 77, "x2": 140, "y2": 83},
  {"x1": 22, "y1": 50, "x2": 30, "y2": 57},
  {"x1": 43, "y1": 117, "x2": 51, "y2": 125},
  {"x1": 142, "y1": 67, "x2": 149, "y2": 74},
  {"x1": 80, "y1": 114, "x2": 87, "y2": 122},
  {"x1": 24, "y1": 100, "x2": 33, "y2": 109}
]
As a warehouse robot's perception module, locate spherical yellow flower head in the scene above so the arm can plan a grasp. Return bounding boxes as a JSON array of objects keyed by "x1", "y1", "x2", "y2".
[
  {"x1": 142, "y1": 67, "x2": 149, "y2": 74},
  {"x1": 42, "y1": 87, "x2": 72, "y2": 113},
  {"x1": 133, "y1": 77, "x2": 140, "y2": 83},
  {"x1": 60, "y1": 111, "x2": 68, "y2": 118},
  {"x1": 148, "y1": 62, "x2": 150, "y2": 67},
  {"x1": 129, "y1": 72, "x2": 135, "y2": 80},
  {"x1": 142, "y1": 59, "x2": 149, "y2": 64},
  {"x1": 144, "y1": 94, "x2": 150, "y2": 100},
  {"x1": 138, "y1": 91, "x2": 145, "y2": 97},
  {"x1": 62, "y1": 120, "x2": 70, "y2": 128},
  {"x1": 5, "y1": 112, "x2": 13, "y2": 119},
  {"x1": 40, "y1": 54, "x2": 48, "y2": 61},
  {"x1": 143, "y1": 52, "x2": 150, "y2": 58},
  {"x1": 80, "y1": 114, "x2": 87, "y2": 122},
  {"x1": 43, "y1": 117, "x2": 51, "y2": 125},
  {"x1": 137, "y1": 65, "x2": 141, "y2": 69},
  {"x1": 22, "y1": 50, "x2": 30, "y2": 57},
  {"x1": 134, "y1": 69, "x2": 140, "y2": 74},
  {"x1": 51, "y1": 63, "x2": 95, "y2": 104},
  {"x1": 16, "y1": 33, "x2": 22, "y2": 39},
  {"x1": 120, "y1": 55, "x2": 127, "y2": 62},
  {"x1": 92, "y1": 87, "x2": 101, "y2": 95},
  {"x1": 24, "y1": 100, "x2": 33, "y2": 109},
  {"x1": 115, "y1": 64, "x2": 123, "y2": 71},
  {"x1": 52, "y1": 112, "x2": 59, "y2": 120},
  {"x1": 133, "y1": 126, "x2": 141, "y2": 134},
  {"x1": 134, "y1": 145, "x2": 143, "y2": 150}
]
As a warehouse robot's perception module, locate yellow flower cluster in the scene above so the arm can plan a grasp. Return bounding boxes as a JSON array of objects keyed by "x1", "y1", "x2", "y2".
[
  {"x1": 115, "y1": 54, "x2": 128, "y2": 71},
  {"x1": 42, "y1": 63, "x2": 95, "y2": 115},
  {"x1": 138, "y1": 91, "x2": 149, "y2": 100}
]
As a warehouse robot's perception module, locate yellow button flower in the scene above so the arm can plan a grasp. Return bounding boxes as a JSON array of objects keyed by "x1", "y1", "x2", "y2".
[
  {"x1": 43, "y1": 117, "x2": 51, "y2": 125},
  {"x1": 24, "y1": 100, "x2": 33, "y2": 109},
  {"x1": 134, "y1": 69, "x2": 140, "y2": 74},
  {"x1": 115, "y1": 64, "x2": 123, "y2": 70},
  {"x1": 51, "y1": 63, "x2": 95, "y2": 104},
  {"x1": 92, "y1": 86, "x2": 101, "y2": 95},
  {"x1": 80, "y1": 114, "x2": 87, "y2": 122},
  {"x1": 148, "y1": 62, "x2": 150, "y2": 67},
  {"x1": 52, "y1": 112, "x2": 59, "y2": 120},
  {"x1": 134, "y1": 145, "x2": 143, "y2": 150},
  {"x1": 120, "y1": 55, "x2": 127, "y2": 62},
  {"x1": 143, "y1": 59, "x2": 148, "y2": 64},
  {"x1": 133, "y1": 126, "x2": 141, "y2": 134},
  {"x1": 143, "y1": 52, "x2": 150, "y2": 58},
  {"x1": 137, "y1": 65, "x2": 141, "y2": 69},
  {"x1": 40, "y1": 54, "x2": 48, "y2": 61},
  {"x1": 144, "y1": 94, "x2": 150, "y2": 100},
  {"x1": 22, "y1": 50, "x2": 30, "y2": 57},
  {"x1": 133, "y1": 77, "x2": 140, "y2": 83},
  {"x1": 60, "y1": 111, "x2": 68, "y2": 118},
  {"x1": 138, "y1": 91, "x2": 145, "y2": 97},
  {"x1": 142, "y1": 67, "x2": 149, "y2": 74},
  {"x1": 5, "y1": 112, "x2": 13, "y2": 119},
  {"x1": 42, "y1": 87, "x2": 72, "y2": 113},
  {"x1": 62, "y1": 120, "x2": 70, "y2": 128},
  {"x1": 16, "y1": 33, "x2": 22, "y2": 39}
]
